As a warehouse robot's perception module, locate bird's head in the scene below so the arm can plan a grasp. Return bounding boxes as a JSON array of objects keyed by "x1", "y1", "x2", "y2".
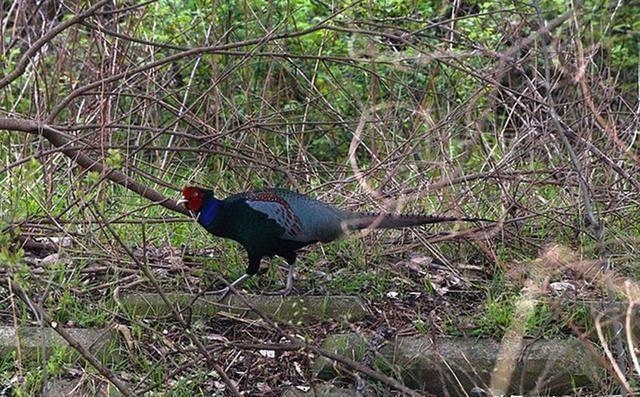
[{"x1": 177, "y1": 186, "x2": 208, "y2": 212}]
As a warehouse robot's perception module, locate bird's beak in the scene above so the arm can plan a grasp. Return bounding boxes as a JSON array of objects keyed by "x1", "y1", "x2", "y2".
[{"x1": 177, "y1": 198, "x2": 195, "y2": 218}]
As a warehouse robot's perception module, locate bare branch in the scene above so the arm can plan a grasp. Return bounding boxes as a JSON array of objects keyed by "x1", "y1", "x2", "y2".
[
  {"x1": 0, "y1": 0, "x2": 110, "y2": 90},
  {"x1": 7, "y1": 282, "x2": 136, "y2": 397},
  {"x1": 0, "y1": 117, "x2": 188, "y2": 215}
]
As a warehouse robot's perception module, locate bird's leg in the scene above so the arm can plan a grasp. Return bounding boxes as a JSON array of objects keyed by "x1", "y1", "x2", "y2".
[
  {"x1": 211, "y1": 273, "x2": 252, "y2": 301},
  {"x1": 264, "y1": 253, "x2": 297, "y2": 296},
  {"x1": 212, "y1": 254, "x2": 261, "y2": 301},
  {"x1": 284, "y1": 260, "x2": 295, "y2": 293}
]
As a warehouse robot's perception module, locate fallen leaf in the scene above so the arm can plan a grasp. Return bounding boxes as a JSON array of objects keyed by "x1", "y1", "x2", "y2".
[
  {"x1": 259, "y1": 349, "x2": 275, "y2": 358},
  {"x1": 113, "y1": 323, "x2": 135, "y2": 350}
]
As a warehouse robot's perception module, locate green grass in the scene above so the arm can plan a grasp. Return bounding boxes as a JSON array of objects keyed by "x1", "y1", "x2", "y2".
[
  {"x1": 1, "y1": 1, "x2": 638, "y2": 391},
  {"x1": 0, "y1": 346, "x2": 76, "y2": 397}
]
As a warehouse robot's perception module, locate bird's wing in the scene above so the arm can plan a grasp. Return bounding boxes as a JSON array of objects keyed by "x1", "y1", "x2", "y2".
[
  {"x1": 244, "y1": 191, "x2": 305, "y2": 241},
  {"x1": 243, "y1": 190, "x2": 346, "y2": 243}
]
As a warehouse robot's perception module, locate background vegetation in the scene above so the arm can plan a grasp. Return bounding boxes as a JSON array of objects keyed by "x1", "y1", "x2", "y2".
[{"x1": 0, "y1": 0, "x2": 639, "y2": 395}]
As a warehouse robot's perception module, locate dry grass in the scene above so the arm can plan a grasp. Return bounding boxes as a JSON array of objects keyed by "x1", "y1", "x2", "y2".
[{"x1": 0, "y1": 0, "x2": 638, "y2": 395}]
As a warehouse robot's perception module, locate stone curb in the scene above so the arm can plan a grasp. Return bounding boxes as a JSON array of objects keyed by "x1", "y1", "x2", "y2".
[
  {"x1": 0, "y1": 326, "x2": 113, "y2": 360},
  {"x1": 315, "y1": 333, "x2": 602, "y2": 395},
  {"x1": 121, "y1": 293, "x2": 368, "y2": 323}
]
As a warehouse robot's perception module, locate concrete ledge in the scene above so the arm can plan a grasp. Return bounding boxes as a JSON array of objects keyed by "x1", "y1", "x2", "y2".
[
  {"x1": 121, "y1": 293, "x2": 368, "y2": 323},
  {"x1": 0, "y1": 326, "x2": 113, "y2": 360},
  {"x1": 315, "y1": 334, "x2": 601, "y2": 395}
]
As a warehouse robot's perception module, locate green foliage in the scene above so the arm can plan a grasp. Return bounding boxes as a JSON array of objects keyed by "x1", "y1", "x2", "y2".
[
  {"x1": 106, "y1": 149, "x2": 123, "y2": 169},
  {"x1": 330, "y1": 269, "x2": 390, "y2": 296},
  {"x1": 45, "y1": 347, "x2": 72, "y2": 376},
  {"x1": 0, "y1": 228, "x2": 30, "y2": 289},
  {"x1": 421, "y1": 275, "x2": 436, "y2": 295},
  {"x1": 0, "y1": 0, "x2": 637, "y2": 391},
  {"x1": 0, "y1": 346, "x2": 75, "y2": 397},
  {"x1": 413, "y1": 312, "x2": 429, "y2": 334},
  {"x1": 476, "y1": 292, "x2": 515, "y2": 336}
]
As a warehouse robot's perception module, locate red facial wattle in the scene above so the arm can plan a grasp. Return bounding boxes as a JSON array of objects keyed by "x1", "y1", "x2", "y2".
[{"x1": 182, "y1": 187, "x2": 204, "y2": 212}]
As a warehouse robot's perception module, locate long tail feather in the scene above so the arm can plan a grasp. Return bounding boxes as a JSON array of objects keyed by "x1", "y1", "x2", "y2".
[{"x1": 341, "y1": 212, "x2": 489, "y2": 231}]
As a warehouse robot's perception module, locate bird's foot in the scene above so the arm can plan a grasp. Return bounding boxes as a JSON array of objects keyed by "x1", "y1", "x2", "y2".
[
  {"x1": 209, "y1": 273, "x2": 252, "y2": 301},
  {"x1": 262, "y1": 285, "x2": 294, "y2": 296},
  {"x1": 210, "y1": 286, "x2": 231, "y2": 301},
  {"x1": 262, "y1": 275, "x2": 295, "y2": 296},
  {"x1": 262, "y1": 263, "x2": 295, "y2": 296}
]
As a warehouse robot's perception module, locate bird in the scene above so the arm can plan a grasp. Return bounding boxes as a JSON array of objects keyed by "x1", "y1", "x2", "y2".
[{"x1": 177, "y1": 186, "x2": 486, "y2": 298}]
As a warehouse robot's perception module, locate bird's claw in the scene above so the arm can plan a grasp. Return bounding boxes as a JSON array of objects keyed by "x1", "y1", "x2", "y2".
[
  {"x1": 262, "y1": 285, "x2": 294, "y2": 296},
  {"x1": 210, "y1": 273, "x2": 252, "y2": 301},
  {"x1": 263, "y1": 271, "x2": 295, "y2": 296},
  {"x1": 210, "y1": 286, "x2": 231, "y2": 301}
]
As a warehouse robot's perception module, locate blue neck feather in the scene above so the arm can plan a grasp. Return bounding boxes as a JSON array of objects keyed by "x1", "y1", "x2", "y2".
[{"x1": 198, "y1": 198, "x2": 221, "y2": 226}]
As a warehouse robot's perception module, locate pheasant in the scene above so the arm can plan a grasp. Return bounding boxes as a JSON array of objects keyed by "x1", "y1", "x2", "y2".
[{"x1": 177, "y1": 186, "x2": 485, "y2": 297}]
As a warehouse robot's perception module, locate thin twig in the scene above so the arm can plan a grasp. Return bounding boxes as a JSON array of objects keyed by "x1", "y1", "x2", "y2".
[
  {"x1": 224, "y1": 285, "x2": 425, "y2": 397},
  {"x1": 4, "y1": 282, "x2": 136, "y2": 397},
  {"x1": 0, "y1": 118, "x2": 188, "y2": 215},
  {"x1": 90, "y1": 206, "x2": 242, "y2": 397},
  {"x1": 0, "y1": 0, "x2": 110, "y2": 90}
]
